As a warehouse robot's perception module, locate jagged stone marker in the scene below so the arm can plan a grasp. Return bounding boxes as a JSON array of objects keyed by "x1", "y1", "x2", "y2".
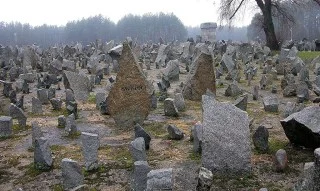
[{"x1": 108, "y1": 42, "x2": 151, "y2": 129}]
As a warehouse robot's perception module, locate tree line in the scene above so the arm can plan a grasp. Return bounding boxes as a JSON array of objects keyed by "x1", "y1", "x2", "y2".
[{"x1": 0, "y1": 13, "x2": 187, "y2": 47}]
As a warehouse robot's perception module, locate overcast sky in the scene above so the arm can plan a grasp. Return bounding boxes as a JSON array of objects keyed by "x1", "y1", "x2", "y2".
[{"x1": 1, "y1": 0, "x2": 255, "y2": 27}]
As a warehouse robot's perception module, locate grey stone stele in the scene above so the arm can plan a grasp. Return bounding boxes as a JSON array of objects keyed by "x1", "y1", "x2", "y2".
[
  {"x1": 61, "y1": 158, "x2": 84, "y2": 190},
  {"x1": 65, "y1": 113, "x2": 77, "y2": 135},
  {"x1": 201, "y1": 95, "x2": 251, "y2": 176},
  {"x1": 133, "y1": 161, "x2": 151, "y2": 191},
  {"x1": 81, "y1": 132, "x2": 99, "y2": 171},
  {"x1": 32, "y1": 97, "x2": 43, "y2": 114},
  {"x1": 0, "y1": 116, "x2": 13, "y2": 137},
  {"x1": 164, "y1": 98, "x2": 179, "y2": 117},
  {"x1": 31, "y1": 122, "x2": 43, "y2": 146},
  {"x1": 130, "y1": 137, "x2": 147, "y2": 162},
  {"x1": 34, "y1": 137, "x2": 53, "y2": 170},
  {"x1": 146, "y1": 168, "x2": 173, "y2": 191}
]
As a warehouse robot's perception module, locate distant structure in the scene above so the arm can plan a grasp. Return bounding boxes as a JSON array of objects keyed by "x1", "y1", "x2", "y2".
[{"x1": 200, "y1": 22, "x2": 217, "y2": 43}]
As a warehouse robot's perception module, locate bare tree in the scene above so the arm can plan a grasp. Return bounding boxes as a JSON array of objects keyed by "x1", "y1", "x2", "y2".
[
  {"x1": 314, "y1": 0, "x2": 320, "y2": 6},
  {"x1": 218, "y1": 0, "x2": 302, "y2": 50}
]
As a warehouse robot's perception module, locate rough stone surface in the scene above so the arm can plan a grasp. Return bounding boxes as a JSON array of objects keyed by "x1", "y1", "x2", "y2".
[
  {"x1": 280, "y1": 106, "x2": 320, "y2": 148},
  {"x1": 274, "y1": 149, "x2": 288, "y2": 172},
  {"x1": 201, "y1": 95, "x2": 251, "y2": 176},
  {"x1": 81, "y1": 132, "x2": 99, "y2": 171},
  {"x1": 225, "y1": 83, "x2": 242, "y2": 97},
  {"x1": 58, "y1": 115, "x2": 66, "y2": 128},
  {"x1": 192, "y1": 122, "x2": 202, "y2": 153},
  {"x1": 253, "y1": 85, "x2": 259, "y2": 100},
  {"x1": 252, "y1": 126, "x2": 269, "y2": 153},
  {"x1": 263, "y1": 96, "x2": 279, "y2": 112},
  {"x1": 133, "y1": 161, "x2": 151, "y2": 191},
  {"x1": 63, "y1": 71, "x2": 90, "y2": 101},
  {"x1": 0, "y1": 116, "x2": 12, "y2": 137},
  {"x1": 163, "y1": 59, "x2": 180, "y2": 81},
  {"x1": 197, "y1": 167, "x2": 213, "y2": 191},
  {"x1": 130, "y1": 137, "x2": 147, "y2": 162},
  {"x1": 108, "y1": 43, "x2": 151, "y2": 129},
  {"x1": 134, "y1": 124, "x2": 151, "y2": 150},
  {"x1": 32, "y1": 97, "x2": 43, "y2": 114},
  {"x1": 164, "y1": 98, "x2": 179, "y2": 117},
  {"x1": 37, "y1": 88, "x2": 49, "y2": 104},
  {"x1": 50, "y1": 98, "x2": 62, "y2": 110},
  {"x1": 283, "y1": 102, "x2": 304, "y2": 118},
  {"x1": 174, "y1": 93, "x2": 186, "y2": 111},
  {"x1": 167, "y1": 124, "x2": 184, "y2": 140},
  {"x1": 9, "y1": 103, "x2": 27, "y2": 128},
  {"x1": 183, "y1": 53, "x2": 216, "y2": 101},
  {"x1": 61, "y1": 158, "x2": 84, "y2": 190},
  {"x1": 65, "y1": 114, "x2": 77, "y2": 135},
  {"x1": 146, "y1": 168, "x2": 173, "y2": 191},
  {"x1": 34, "y1": 137, "x2": 53, "y2": 170},
  {"x1": 234, "y1": 94, "x2": 248, "y2": 111},
  {"x1": 31, "y1": 122, "x2": 43, "y2": 146},
  {"x1": 95, "y1": 92, "x2": 105, "y2": 109}
]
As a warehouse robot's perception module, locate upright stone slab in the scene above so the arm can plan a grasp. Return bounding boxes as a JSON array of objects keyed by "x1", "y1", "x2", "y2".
[
  {"x1": 65, "y1": 114, "x2": 77, "y2": 135},
  {"x1": 95, "y1": 92, "x2": 105, "y2": 109},
  {"x1": 37, "y1": 88, "x2": 49, "y2": 104},
  {"x1": 63, "y1": 71, "x2": 90, "y2": 101},
  {"x1": 61, "y1": 158, "x2": 84, "y2": 190},
  {"x1": 130, "y1": 137, "x2": 147, "y2": 162},
  {"x1": 9, "y1": 103, "x2": 27, "y2": 128},
  {"x1": 134, "y1": 124, "x2": 151, "y2": 150},
  {"x1": 201, "y1": 95, "x2": 251, "y2": 176},
  {"x1": 108, "y1": 43, "x2": 151, "y2": 129},
  {"x1": 81, "y1": 132, "x2": 99, "y2": 171},
  {"x1": 183, "y1": 53, "x2": 216, "y2": 101},
  {"x1": 134, "y1": 161, "x2": 151, "y2": 191},
  {"x1": 0, "y1": 116, "x2": 13, "y2": 137},
  {"x1": 34, "y1": 137, "x2": 53, "y2": 170},
  {"x1": 32, "y1": 122, "x2": 43, "y2": 146}
]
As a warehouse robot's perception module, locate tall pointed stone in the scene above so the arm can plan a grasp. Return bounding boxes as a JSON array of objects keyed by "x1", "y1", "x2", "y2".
[
  {"x1": 108, "y1": 43, "x2": 151, "y2": 129},
  {"x1": 182, "y1": 53, "x2": 216, "y2": 101}
]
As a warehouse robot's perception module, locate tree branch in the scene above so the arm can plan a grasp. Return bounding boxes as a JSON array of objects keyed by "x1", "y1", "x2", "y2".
[
  {"x1": 229, "y1": 0, "x2": 246, "y2": 19},
  {"x1": 314, "y1": 0, "x2": 320, "y2": 6}
]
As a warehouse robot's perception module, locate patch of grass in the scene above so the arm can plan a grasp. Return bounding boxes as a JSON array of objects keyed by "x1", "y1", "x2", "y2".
[
  {"x1": 298, "y1": 51, "x2": 320, "y2": 62},
  {"x1": 212, "y1": 174, "x2": 261, "y2": 190},
  {"x1": 52, "y1": 184, "x2": 63, "y2": 191},
  {"x1": 12, "y1": 124, "x2": 31, "y2": 133},
  {"x1": 188, "y1": 152, "x2": 201, "y2": 163},
  {"x1": 50, "y1": 144, "x2": 82, "y2": 169},
  {"x1": 50, "y1": 108, "x2": 69, "y2": 117},
  {"x1": 25, "y1": 163, "x2": 44, "y2": 177},
  {"x1": 99, "y1": 145, "x2": 133, "y2": 170},
  {"x1": 65, "y1": 131, "x2": 81, "y2": 139},
  {"x1": 50, "y1": 144, "x2": 65, "y2": 152},
  {"x1": 268, "y1": 138, "x2": 289, "y2": 154},
  {"x1": 144, "y1": 122, "x2": 167, "y2": 138},
  {"x1": 0, "y1": 135, "x2": 13, "y2": 141},
  {"x1": 6, "y1": 155, "x2": 20, "y2": 167},
  {"x1": 0, "y1": 169, "x2": 13, "y2": 184},
  {"x1": 88, "y1": 93, "x2": 96, "y2": 104}
]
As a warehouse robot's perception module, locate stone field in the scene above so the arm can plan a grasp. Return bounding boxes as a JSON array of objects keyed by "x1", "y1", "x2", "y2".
[{"x1": 0, "y1": 40, "x2": 320, "y2": 190}]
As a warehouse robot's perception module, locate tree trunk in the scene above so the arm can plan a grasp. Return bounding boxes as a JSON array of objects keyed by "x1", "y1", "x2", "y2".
[{"x1": 256, "y1": 0, "x2": 280, "y2": 50}]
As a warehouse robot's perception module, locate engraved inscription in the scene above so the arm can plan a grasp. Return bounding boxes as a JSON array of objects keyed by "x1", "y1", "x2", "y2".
[{"x1": 121, "y1": 85, "x2": 145, "y2": 92}]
